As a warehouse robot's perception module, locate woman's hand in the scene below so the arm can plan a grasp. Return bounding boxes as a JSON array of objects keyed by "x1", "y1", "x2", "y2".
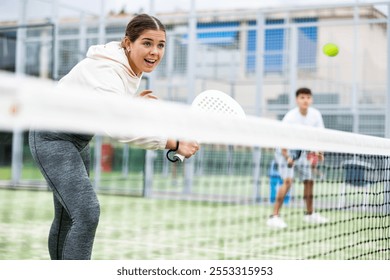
[
  {"x1": 177, "y1": 140, "x2": 200, "y2": 159},
  {"x1": 139, "y1": 90, "x2": 158, "y2": 100},
  {"x1": 166, "y1": 139, "x2": 200, "y2": 159}
]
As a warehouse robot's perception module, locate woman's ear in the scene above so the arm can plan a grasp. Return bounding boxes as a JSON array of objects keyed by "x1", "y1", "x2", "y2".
[{"x1": 121, "y1": 36, "x2": 131, "y2": 50}]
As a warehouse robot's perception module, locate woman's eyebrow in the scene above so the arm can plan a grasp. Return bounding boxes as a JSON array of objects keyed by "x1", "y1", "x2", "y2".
[{"x1": 141, "y1": 37, "x2": 166, "y2": 43}]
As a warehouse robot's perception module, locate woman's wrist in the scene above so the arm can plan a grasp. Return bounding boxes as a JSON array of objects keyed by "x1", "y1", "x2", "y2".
[{"x1": 166, "y1": 139, "x2": 180, "y2": 150}]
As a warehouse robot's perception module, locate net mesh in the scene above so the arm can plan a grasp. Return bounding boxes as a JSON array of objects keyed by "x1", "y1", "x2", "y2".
[{"x1": 0, "y1": 72, "x2": 389, "y2": 260}]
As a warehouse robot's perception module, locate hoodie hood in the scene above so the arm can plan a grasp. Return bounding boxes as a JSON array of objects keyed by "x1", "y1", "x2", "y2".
[{"x1": 86, "y1": 41, "x2": 139, "y2": 78}]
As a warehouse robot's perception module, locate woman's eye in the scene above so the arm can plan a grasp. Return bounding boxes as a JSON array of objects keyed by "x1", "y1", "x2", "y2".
[
  {"x1": 158, "y1": 44, "x2": 165, "y2": 49},
  {"x1": 144, "y1": 42, "x2": 151, "y2": 46}
]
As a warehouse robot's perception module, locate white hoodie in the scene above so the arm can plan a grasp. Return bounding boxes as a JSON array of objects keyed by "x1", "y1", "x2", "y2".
[{"x1": 58, "y1": 41, "x2": 167, "y2": 150}]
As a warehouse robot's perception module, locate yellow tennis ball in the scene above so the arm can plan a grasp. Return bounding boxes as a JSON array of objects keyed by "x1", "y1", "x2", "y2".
[{"x1": 323, "y1": 43, "x2": 339, "y2": 57}]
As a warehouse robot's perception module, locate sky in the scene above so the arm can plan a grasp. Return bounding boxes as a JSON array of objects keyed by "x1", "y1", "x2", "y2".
[{"x1": 0, "y1": 0, "x2": 387, "y2": 21}]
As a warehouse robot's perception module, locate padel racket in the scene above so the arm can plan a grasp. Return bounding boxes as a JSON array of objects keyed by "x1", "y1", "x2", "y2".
[
  {"x1": 166, "y1": 89, "x2": 246, "y2": 162},
  {"x1": 287, "y1": 150, "x2": 302, "y2": 168}
]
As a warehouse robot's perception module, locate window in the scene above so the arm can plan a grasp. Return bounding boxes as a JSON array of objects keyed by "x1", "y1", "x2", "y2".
[{"x1": 246, "y1": 17, "x2": 318, "y2": 73}]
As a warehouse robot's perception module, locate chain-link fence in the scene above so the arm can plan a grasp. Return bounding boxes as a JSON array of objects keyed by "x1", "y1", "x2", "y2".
[{"x1": 1, "y1": 1, "x2": 389, "y2": 192}]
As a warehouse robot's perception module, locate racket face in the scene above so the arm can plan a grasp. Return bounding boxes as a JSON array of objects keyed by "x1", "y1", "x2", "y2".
[
  {"x1": 172, "y1": 90, "x2": 245, "y2": 163},
  {"x1": 290, "y1": 150, "x2": 302, "y2": 160},
  {"x1": 191, "y1": 90, "x2": 246, "y2": 118}
]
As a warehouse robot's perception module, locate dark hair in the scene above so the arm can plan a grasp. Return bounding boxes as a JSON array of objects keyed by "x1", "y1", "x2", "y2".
[
  {"x1": 295, "y1": 87, "x2": 312, "y2": 97},
  {"x1": 125, "y1": 14, "x2": 166, "y2": 42}
]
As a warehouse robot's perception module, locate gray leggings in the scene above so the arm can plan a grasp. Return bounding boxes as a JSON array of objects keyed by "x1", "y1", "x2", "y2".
[{"x1": 29, "y1": 131, "x2": 99, "y2": 260}]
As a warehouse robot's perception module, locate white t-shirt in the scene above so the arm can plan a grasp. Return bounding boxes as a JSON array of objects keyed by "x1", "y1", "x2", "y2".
[
  {"x1": 282, "y1": 107, "x2": 324, "y2": 128},
  {"x1": 275, "y1": 106, "x2": 324, "y2": 160},
  {"x1": 275, "y1": 107, "x2": 324, "y2": 179}
]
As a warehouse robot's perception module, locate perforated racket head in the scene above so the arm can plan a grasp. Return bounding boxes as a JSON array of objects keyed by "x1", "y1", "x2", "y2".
[
  {"x1": 290, "y1": 150, "x2": 302, "y2": 161},
  {"x1": 191, "y1": 90, "x2": 246, "y2": 118},
  {"x1": 172, "y1": 90, "x2": 245, "y2": 163}
]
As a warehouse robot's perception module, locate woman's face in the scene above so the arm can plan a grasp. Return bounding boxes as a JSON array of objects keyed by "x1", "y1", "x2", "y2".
[{"x1": 127, "y1": 29, "x2": 166, "y2": 75}]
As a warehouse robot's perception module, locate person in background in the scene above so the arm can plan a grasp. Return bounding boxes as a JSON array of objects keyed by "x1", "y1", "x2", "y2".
[{"x1": 267, "y1": 87, "x2": 327, "y2": 229}]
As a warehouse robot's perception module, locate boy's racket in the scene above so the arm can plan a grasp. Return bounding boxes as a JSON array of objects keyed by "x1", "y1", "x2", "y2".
[
  {"x1": 166, "y1": 89, "x2": 246, "y2": 162},
  {"x1": 287, "y1": 150, "x2": 302, "y2": 168},
  {"x1": 287, "y1": 150, "x2": 324, "y2": 168}
]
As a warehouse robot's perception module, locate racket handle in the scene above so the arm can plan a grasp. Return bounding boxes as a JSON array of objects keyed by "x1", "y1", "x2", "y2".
[
  {"x1": 166, "y1": 141, "x2": 185, "y2": 163},
  {"x1": 173, "y1": 153, "x2": 185, "y2": 162}
]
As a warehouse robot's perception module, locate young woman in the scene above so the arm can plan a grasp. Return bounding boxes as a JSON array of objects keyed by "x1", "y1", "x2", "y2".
[{"x1": 29, "y1": 14, "x2": 199, "y2": 259}]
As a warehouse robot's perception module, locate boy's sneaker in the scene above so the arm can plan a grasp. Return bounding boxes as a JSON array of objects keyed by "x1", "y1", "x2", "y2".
[
  {"x1": 266, "y1": 215, "x2": 287, "y2": 229},
  {"x1": 304, "y1": 212, "x2": 328, "y2": 224}
]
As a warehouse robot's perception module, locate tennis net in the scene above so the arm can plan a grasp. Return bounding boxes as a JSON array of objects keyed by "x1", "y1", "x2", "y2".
[{"x1": 0, "y1": 72, "x2": 389, "y2": 260}]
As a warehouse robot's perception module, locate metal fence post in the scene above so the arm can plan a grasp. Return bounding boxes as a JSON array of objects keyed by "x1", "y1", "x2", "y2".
[
  {"x1": 93, "y1": 135, "x2": 102, "y2": 190},
  {"x1": 11, "y1": 130, "x2": 23, "y2": 187},
  {"x1": 143, "y1": 150, "x2": 155, "y2": 198}
]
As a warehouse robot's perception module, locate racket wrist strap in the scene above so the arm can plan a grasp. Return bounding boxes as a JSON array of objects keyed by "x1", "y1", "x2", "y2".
[
  {"x1": 174, "y1": 140, "x2": 179, "y2": 151},
  {"x1": 166, "y1": 140, "x2": 180, "y2": 162}
]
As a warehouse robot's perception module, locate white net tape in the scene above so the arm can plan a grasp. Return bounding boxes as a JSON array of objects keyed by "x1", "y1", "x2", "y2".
[{"x1": 1, "y1": 71, "x2": 390, "y2": 155}]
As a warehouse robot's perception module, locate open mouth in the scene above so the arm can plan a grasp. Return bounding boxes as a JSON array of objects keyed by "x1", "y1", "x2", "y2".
[{"x1": 144, "y1": 58, "x2": 157, "y2": 66}]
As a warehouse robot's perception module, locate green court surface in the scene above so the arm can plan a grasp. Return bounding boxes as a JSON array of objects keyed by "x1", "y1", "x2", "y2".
[{"x1": 0, "y1": 187, "x2": 388, "y2": 260}]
